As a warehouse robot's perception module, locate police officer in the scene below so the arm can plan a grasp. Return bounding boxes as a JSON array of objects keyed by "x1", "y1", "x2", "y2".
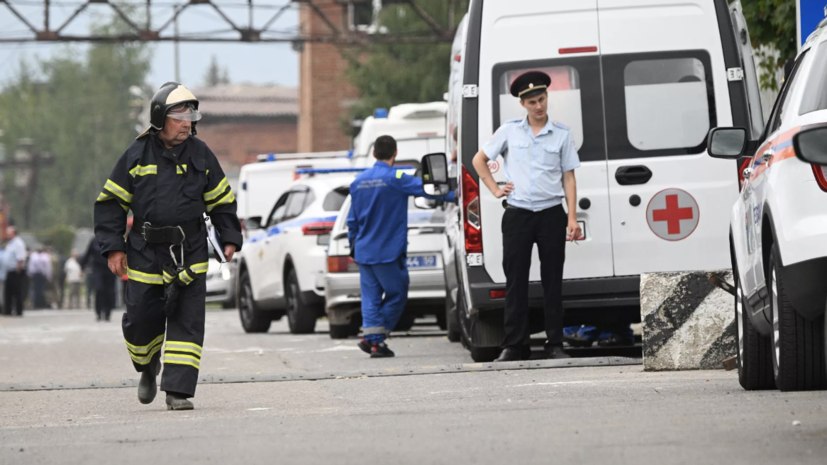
[
  {"x1": 94, "y1": 82, "x2": 242, "y2": 410},
  {"x1": 347, "y1": 136, "x2": 453, "y2": 358},
  {"x1": 472, "y1": 71, "x2": 582, "y2": 362}
]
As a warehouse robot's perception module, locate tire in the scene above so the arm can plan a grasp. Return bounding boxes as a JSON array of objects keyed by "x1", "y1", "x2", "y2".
[
  {"x1": 393, "y1": 314, "x2": 415, "y2": 332},
  {"x1": 445, "y1": 286, "x2": 462, "y2": 343},
  {"x1": 329, "y1": 324, "x2": 351, "y2": 339},
  {"x1": 238, "y1": 270, "x2": 271, "y2": 333},
  {"x1": 285, "y1": 268, "x2": 317, "y2": 334},
  {"x1": 459, "y1": 304, "x2": 503, "y2": 362},
  {"x1": 769, "y1": 245, "x2": 827, "y2": 391},
  {"x1": 734, "y1": 260, "x2": 774, "y2": 390}
]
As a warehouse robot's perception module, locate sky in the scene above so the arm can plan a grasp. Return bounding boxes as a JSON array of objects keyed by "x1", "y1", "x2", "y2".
[{"x1": 0, "y1": 1, "x2": 300, "y2": 89}]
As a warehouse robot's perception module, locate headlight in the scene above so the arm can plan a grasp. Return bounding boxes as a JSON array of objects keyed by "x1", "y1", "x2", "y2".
[{"x1": 222, "y1": 268, "x2": 232, "y2": 281}]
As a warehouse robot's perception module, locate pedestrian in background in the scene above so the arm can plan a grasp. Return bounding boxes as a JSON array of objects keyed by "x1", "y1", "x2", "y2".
[
  {"x1": 27, "y1": 248, "x2": 51, "y2": 309},
  {"x1": 3, "y1": 226, "x2": 27, "y2": 316},
  {"x1": 0, "y1": 245, "x2": 6, "y2": 314},
  {"x1": 50, "y1": 246, "x2": 66, "y2": 309},
  {"x1": 472, "y1": 71, "x2": 581, "y2": 362},
  {"x1": 64, "y1": 251, "x2": 83, "y2": 309},
  {"x1": 80, "y1": 239, "x2": 115, "y2": 322}
]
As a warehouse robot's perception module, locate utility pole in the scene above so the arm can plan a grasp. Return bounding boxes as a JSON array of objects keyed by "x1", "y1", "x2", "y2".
[
  {"x1": 11, "y1": 139, "x2": 55, "y2": 229},
  {"x1": 174, "y1": 4, "x2": 181, "y2": 82}
]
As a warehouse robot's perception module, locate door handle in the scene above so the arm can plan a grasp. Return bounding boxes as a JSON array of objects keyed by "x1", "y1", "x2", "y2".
[{"x1": 615, "y1": 166, "x2": 653, "y2": 185}]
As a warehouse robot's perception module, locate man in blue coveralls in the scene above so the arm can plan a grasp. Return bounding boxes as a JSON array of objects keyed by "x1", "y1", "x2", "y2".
[{"x1": 347, "y1": 135, "x2": 453, "y2": 358}]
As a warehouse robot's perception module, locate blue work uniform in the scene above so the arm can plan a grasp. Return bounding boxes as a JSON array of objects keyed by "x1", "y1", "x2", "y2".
[
  {"x1": 347, "y1": 161, "x2": 453, "y2": 343},
  {"x1": 482, "y1": 117, "x2": 581, "y2": 351}
]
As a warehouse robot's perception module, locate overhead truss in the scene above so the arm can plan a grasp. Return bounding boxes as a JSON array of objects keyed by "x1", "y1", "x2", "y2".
[{"x1": 0, "y1": 0, "x2": 460, "y2": 44}]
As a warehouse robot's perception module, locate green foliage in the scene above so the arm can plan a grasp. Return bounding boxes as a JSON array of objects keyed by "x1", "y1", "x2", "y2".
[
  {"x1": 344, "y1": 1, "x2": 470, "y2": 122},
  {"x1": 203, "y1": 55, "x2": 231, "y2": 87},
  {"x1": 741, "y1": 0, "x2": 797, "y2": 90},
  {"x1": 34, "y1": 224, "x2": 76, "y2": 256},
  {"x1": 0, "y1": 15, "x2": 151, "y2": 230}
]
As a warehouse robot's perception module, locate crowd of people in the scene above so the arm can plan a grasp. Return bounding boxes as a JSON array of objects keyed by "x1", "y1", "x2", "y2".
[{"x1": 0, "y1": 226, "x2": 117, "y2": 320}]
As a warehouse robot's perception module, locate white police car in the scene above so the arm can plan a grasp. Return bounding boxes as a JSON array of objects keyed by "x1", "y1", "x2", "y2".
[
  {"x1": 708, "y1": 19, "x2": 827, "y2": 391},
  {"x1": 236, "y1": 171, "x2": 354, "y2": 334}
]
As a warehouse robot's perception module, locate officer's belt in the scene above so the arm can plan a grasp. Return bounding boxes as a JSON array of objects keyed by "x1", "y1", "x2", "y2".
[{"x1": 137, "y1": 217, "x2": 203, "y2": 245}]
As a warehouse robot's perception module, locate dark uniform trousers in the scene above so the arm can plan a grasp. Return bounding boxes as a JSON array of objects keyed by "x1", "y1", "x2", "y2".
[
  {"x1": 501, "y1": 204, "x2": 567, "y2": 350},
  {"x1": 94, "y1": 134, "x2": 242, "y2": 399}
]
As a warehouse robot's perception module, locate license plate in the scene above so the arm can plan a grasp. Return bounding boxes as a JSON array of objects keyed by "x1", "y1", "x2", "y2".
[{"x1": 407, "y1": 255, "x2": 438, "y2": 269}]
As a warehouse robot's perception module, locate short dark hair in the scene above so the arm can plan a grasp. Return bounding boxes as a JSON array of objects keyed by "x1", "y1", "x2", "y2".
[{"x1": 374, "y1": 135, "x2": 397, "y2": 160}]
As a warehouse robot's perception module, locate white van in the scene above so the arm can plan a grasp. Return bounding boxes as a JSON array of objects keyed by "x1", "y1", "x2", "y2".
[
  {"x1": 351, "y1": 102, "x2": 448, "y2": 168},
  {"x1": 447, "y1": 0, "x2": 764, "y2": 361}
]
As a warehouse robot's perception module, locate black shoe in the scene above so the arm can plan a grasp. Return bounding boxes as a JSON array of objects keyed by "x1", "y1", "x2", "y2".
[
  {"x1": 495, "y1": 347, "x2": 522, "y2": 362},
  {"x1": 357, "y1": 338, "x2": 371, "y2": 354},
  {"x1": 546, "y1": 346, "x2": 571, "y2": 360},
  {"x1": 370, "y1": 342, "x2": 395, "y2": 358},
  {"x1": 563, "y1": 333, "x2": 595, "y2": 348},
  {"x1": 165, "y1": 393, "x2": 194, "y2": 411},
  {"x1": 137, "y1": 357, "x2": 161, "y2": 404},
  {"x1": 597, "y1": 334, "x2": 634, "y2": 347}
]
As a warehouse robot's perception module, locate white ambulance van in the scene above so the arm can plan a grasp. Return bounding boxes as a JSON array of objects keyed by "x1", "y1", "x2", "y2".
[
  {"x1": 447, "y1": 0, "x2": 764, "y2": 361},
  {"x1": 351, "y1": 102, "x2": 448, "y2": 169}
]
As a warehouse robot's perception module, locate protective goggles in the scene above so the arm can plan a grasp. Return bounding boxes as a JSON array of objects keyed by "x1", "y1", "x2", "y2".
[{"x1": 166, "y1": 102, "x2": 202, "y2": 122}]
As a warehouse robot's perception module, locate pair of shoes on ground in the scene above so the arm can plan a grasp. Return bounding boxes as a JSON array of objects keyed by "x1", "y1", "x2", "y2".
[
  {"x1": 495, "y1": 345, "x2": 571, "y2": 362},
  {"x1": 137, "y1": 358, "x2": 193, "y2": 410},
  {"x1": 357, "y1": 338, "x2": 395, "y2": 358}
]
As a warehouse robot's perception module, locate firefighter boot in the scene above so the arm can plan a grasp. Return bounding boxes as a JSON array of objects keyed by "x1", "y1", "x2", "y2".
[
  {"x1": 165, "y1": 393, "x2": 194, "y2": 411},
  {"x1": 138, "y1": 357, "x2": 161, "y2": 404}
]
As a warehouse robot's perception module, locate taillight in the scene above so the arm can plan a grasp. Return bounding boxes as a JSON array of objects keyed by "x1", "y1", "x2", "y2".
[
  {"x1": 490, "y1": 289, "x2": 506, "y2": 299},
  {"x1": 812, "y1": 165, "x2": 827, "y2": 192},
  {"x1": 302, "y1": 221, "x2": 335, "y2": 236},
  {"x1": 327, "y1": 256, "x2": 358, "y2": 273},
  {"x1": 462, "y1": 166, "x2": 482, "y2": 254}
]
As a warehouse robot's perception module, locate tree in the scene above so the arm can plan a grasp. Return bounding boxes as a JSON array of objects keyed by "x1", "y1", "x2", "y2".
[
  {"x1": 0, "y1": 15, "x2": 151, "y2": 230},
  {"x1": 203, "y1": 55, "x2": 231, "y2": 87},
  {"x1": 344, "y1": 1, "x2": 470, "y2": 122},
  {"x1": 741, "y1": 0, "x2": 797, "y2": 90}
]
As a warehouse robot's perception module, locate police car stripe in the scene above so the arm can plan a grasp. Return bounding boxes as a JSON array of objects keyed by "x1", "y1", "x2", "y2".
[
  {"x1": 104, "y1": 179, "x2": 133, "y2": 203},
  {"x1": 206, "y1": 190, "x2": 235, "y2": 213},
  {"x1": 203, "y1": 177, "x2": 229, "y2": 202},
  {"x1": 127, "y1": 268, "x2": 163, "y2": 285}
]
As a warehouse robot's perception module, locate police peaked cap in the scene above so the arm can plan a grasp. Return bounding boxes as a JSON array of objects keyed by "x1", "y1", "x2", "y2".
[
  {"x1": 510, "y1": 71, "x2": 551, "y2": 99},
  {"x1": 138, "y1": 82, "x2": 200, "y2": 138}
]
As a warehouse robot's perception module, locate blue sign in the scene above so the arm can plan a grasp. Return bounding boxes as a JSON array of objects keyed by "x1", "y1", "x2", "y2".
[{"x1": 798, "y1": 0, "x2": 827, "y2": 46}]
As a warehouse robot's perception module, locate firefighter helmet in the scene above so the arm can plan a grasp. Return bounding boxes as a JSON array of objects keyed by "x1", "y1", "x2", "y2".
[{"x1": 138, "y1": 82, "x2": 201, "y2": 138}]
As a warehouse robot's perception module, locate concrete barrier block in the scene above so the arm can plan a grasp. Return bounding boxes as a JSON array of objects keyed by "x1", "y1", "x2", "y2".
[{"x1": 641, "y1": 270, "x2": 736, "y2": 371}]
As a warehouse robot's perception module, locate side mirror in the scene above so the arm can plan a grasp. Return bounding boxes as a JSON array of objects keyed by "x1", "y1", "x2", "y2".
[
  {"x1": 793, "y1": 127, "x2": 827, "y2": 166},
  {"x1": 414, "y1": 197, "x2": 438, "y2": 210},
  {"x1": 245, "y1": 216, "x2": 263, "y2": 230},
  {"x1": 420, "y1": 152, "x2": 450, "y2": 196},
  {"x1": 707, "y1": 127, "x2": 747, "y2": 159}
]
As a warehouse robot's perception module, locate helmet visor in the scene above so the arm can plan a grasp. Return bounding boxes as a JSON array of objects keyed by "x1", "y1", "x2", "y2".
[{"x1": 166, "y1": 102, "x2": 202, "y2": 122}]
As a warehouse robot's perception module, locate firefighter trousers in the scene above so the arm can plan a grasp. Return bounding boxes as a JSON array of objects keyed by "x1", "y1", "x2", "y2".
[{"x1": 122, "y1": 275, "x2": 206, "y2": 398}]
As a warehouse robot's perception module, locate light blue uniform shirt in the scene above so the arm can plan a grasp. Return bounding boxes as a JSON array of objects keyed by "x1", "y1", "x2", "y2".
[{"x1": 482, "y1": 117, "x2": 581, "y2": 212}]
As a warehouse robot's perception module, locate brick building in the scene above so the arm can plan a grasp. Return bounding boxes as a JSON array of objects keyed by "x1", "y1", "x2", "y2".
[
  {"x1": 194, "y1": 84, "x2": 299, "y2": 176},
  {"x1": 297, "y1": 0, "x2": 360, "y2": 153}
]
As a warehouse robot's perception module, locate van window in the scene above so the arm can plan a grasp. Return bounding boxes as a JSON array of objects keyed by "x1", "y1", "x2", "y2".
[
  {"x1": 602, "y1": 50, "x2": 715, "y2": 159},
  {"x1": 624, "y1": 58, "x2": 710, "y2": 151},
  {"x1": 323, "y1": 187, "x2": 349, "y2": 212},
  {"x1": 492, "y1": 57, "x2": 606, "y2": 162},
  {"x1": 799, "y1": 45, "x2": 827, "y2": 115}
]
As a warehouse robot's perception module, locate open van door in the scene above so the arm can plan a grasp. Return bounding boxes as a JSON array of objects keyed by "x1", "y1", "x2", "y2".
[
  {"x1": 596, "y1": 0, "x2": 739, "y2": 275},
  {"x1": 729, "y1": 1, "x2": 765, "y2": 138}
]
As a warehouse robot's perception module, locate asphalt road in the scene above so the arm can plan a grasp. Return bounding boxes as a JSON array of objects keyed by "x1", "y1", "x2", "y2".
[{"x1": 1, "y1": 308, "x2": 825, "y2": 465}]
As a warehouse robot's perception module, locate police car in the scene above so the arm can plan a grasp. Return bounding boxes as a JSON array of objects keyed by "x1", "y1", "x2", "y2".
[
  {"x1": 707, "y1": 18, "x2": 827, "y2": 391},
  {"x1": 325, "y1": 193, "x2": 449, "y2": 339},
  {"x1": 446, "y1": 0, "x2": 764, "y2": 361},
  {"x1": 236, "y1": 171, "x2": 354, "y2": 334},
  {"x1": 205, "y1": 257, "x2": 237, "y2": 309}
]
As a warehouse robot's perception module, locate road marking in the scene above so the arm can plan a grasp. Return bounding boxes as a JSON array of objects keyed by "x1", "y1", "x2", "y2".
[
  {"x1": 509, "y1": 381, "x2": 596, "y2": 388},
  {"x1": 247, "y1": 408, "x2": 271, "y2": 411}
]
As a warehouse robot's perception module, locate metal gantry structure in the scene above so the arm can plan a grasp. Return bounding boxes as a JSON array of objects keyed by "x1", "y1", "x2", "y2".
[{"x1": 0, "y1": 0, "x2": 460, "y2": 44}]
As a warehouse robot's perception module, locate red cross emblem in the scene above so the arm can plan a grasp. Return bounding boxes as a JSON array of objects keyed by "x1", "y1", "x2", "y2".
[{"x1": 646, "y1": 189, "x2": 699, "y2": 241}]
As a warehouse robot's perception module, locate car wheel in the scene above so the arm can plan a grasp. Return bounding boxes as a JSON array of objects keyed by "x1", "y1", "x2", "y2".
[
  {"x1": 393, "y1": 314, "x2": 416, "y2": 332},
  {"x1": 445, "y1": 286, "x2": 462, "y2": 343},
  {"x1": 329, "y1": 324, "x2": 351, "y2": 339},
  {"x1": 285, "y1": 268, "x2": 317, "y2": 334},
  {"x1": 238, "y1": 270, "x2": 271, "y2": 333},
  {"x1": 459, "y1": 304, "x2": 502, "y2": 362},
  {"x1": 769, "y1": 245, "x2": 827, "y2": 391},
  {"x1": 734, "y1": 260, "x2": 773, "y2": 390}
]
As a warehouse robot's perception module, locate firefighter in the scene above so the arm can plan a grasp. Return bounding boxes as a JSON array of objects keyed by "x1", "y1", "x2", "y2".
[{"x1": 94, "y1": 82, "x2": 242, "y2": 410}]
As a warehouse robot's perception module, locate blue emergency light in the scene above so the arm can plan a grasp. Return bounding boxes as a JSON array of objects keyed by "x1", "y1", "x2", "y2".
[{"x1": 374, "y1": 108, "x2": 388, "y2": 118}]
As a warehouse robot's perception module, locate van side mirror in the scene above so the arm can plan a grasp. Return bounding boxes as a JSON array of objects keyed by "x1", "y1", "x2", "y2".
[
  {"x1": 793, "y1": 127, "x2": 827, "y2": 166},
  {"x1": 420, "y1": 153, "x2": 450, "y2": 196},
  {"x1": 707, "y1": 127, "x2": 747, "y2": 159},
  {"x1": 245, "y1": 216, "x2": 263, "y2": 230}
]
